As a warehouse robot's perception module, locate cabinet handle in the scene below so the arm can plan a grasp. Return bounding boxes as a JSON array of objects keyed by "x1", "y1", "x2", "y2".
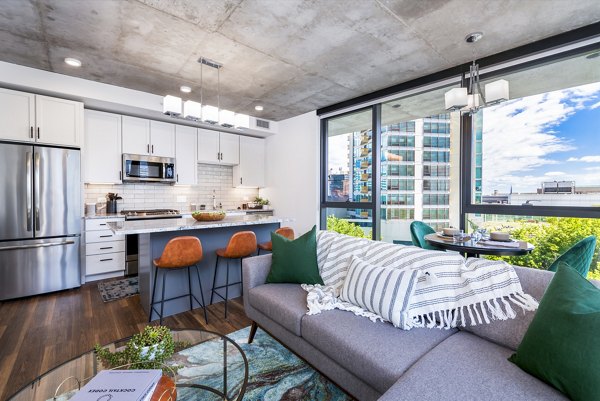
[
  {"x1": 30, "y1": 126, "x2": 34, "y2": 138},
  {"x1": 99, "y1": 223, "x2": 107, "y2": 226},
  {"x1": 152, "y1": 144, "x2": 154, "y2": 154},
  {"x1": 147, "y1": 144, "x2": 150, "y2": 153},
  {"x1": 100, "y1": 258, "x2": 113, "y2": 262},
  {"x1": 220, "y1": 152, "x2": 223, "y2": 160},
  {"x1": 99, "y1": 234, "x2": 112, "y2": 238},
  {"x1": 177, "y1": 174, "x2": 179, "y2": 183},
  {"x1": 217, "y1": 152, "x2": 220, "y2": 161},
  {"x1": 100, "y1": 246, "x2": 113, "y2": 250},
  {"x1": 240, "y1": 177, "x2": 243, "y2": 185},
  {"x1": 37, "y1": 127, "x2": 40, "y2": 139}
]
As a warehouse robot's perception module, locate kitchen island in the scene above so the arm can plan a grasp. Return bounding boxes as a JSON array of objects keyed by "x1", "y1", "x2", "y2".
[{"x1": 108, "y1": 215, "x2": 283, "y2": 321}]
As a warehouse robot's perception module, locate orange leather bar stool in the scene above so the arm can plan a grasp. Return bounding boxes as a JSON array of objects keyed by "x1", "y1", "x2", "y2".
[
  {"x1": 150, "y1": 236, "x2": 208, "y2": 325},
  {"x1": 210, "y1": 231, "x2": 257, "y2": 318},
  {"x1": 257, "y1": 227, "x2": 295, "y2": 254}
]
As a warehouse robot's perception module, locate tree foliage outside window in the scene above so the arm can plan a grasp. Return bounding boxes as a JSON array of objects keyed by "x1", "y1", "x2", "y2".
[
  {"x1": 326, "y1": 215, "x2": 370, "y2": 238},
  {"x1": 479, "y1": 217, "x2": 600, "y2": 278}
]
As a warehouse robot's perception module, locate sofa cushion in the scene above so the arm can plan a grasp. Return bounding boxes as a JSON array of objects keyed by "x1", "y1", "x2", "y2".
[
  {"x1": 509, "y1": 265, "x2": 600, "y2": 401},
  {"x1": 248, "y1": 284, "x2": 307, "y2": 336},
  {"x1": 267, "y1": 225, "x2": 323, "y2": 285},
  {"x1": 302, "y1": 309, "x2": 457, "y2": 394},
  {"x1": 340, "y1": 255, "x2": 421, "y2": 329},
  {"x1": 377, "y1": 331, "x2": 568, "y2": 401},
  {"x1": 460, "y1": 265, "x2": 552, "y2": 350},
  {"x1": 462, "y1": 266, "x2": 600, "y2": 350}
]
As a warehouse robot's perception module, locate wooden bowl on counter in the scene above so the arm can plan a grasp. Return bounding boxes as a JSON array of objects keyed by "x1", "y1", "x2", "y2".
[{"x1": 191, "y1": 211, "x2": 226, "y2": 222}]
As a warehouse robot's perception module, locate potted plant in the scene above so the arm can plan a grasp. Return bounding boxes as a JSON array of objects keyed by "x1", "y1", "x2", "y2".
[
  {"x1": 94, "y1": 325, "x2": 177, "y2": 370},
  {"x1": 253, "y1": 196, "x2": 270, "y2": 210}
]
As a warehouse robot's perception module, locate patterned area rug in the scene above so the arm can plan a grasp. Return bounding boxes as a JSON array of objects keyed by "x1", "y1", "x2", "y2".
[
  {"x1": 175, "y1": 326, "x2": 354, "y2": 401},
  {"x1": 97, "y1": 277, "x2": 139, "y2": 302}
]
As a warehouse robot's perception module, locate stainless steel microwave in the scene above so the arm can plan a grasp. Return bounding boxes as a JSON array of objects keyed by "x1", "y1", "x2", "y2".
[{"x1": 122, "y1": 153, "x2": 176, "y2": 183}]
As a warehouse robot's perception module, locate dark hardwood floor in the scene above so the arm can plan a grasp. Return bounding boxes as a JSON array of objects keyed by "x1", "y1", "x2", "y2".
[{"x1": 0, "y1": 280, "x2": 251, "y2": 401}]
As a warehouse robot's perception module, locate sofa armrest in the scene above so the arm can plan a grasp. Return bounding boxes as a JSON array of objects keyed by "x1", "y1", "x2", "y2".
[
  {"x1": 242, "y1": 254, "x2": 272, "y2": 315},
  {"x1": 243, "y1": 254, "x2": 272, "y2": 290}
]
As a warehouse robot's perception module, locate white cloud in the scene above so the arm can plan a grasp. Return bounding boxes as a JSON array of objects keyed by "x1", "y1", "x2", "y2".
[
  {"x1": 567, "y1": 156, "x2": 600, "y2": 162},
  {"x1": 591, "y1": 101, "x2": 600, "y2": 110},
  {"x1": 481, "y1": 82, "x2": 600, "y2": 194},
  {"x1": 584, "y1": 166, "x2": 600, "y2": 171},
  {"x1": 544, "y1": 171, "x2": 565, "y2": 176}
]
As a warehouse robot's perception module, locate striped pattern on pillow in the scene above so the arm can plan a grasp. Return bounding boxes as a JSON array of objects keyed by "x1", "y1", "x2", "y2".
[{"x1": 340, "y1": 255, "x2": 422, "y2": 329}]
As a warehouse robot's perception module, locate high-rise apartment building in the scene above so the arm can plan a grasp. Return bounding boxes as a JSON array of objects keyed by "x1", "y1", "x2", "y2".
[{"x1": 334, "y1": 113, "x2": 453, "y2": 241}]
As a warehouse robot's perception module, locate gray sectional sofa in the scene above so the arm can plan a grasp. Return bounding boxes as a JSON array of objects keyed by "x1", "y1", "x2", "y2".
[{"x1": 242, "y1": 253, "x2": 600, "y2": 401}]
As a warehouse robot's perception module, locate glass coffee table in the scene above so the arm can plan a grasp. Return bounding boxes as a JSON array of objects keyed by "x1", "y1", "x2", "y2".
[{"x1": 7, "y1": 329, "x2": 248, "y2": 401}]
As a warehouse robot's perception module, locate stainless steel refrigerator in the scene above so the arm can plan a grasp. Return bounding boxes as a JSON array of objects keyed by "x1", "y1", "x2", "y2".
[{"x1": 0, "y1": 142, "x2": 81, "y2": 300}]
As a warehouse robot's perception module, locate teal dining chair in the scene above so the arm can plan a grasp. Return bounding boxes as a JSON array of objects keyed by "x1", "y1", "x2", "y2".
[
  {"x1": 410, "y1": 221, "x2": 444, "y2": 251},
  {"x1": 547, "y1": 235, "x2": 597, "y2": 277}
]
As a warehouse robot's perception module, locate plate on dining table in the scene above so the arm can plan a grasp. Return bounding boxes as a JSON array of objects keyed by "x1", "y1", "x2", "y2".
[{"x1": 436, "y1": 232, "x2": 454, "y2": 238}]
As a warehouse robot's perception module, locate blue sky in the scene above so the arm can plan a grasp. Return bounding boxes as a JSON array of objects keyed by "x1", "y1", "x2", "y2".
[{"x1": 481, "y1": 82, "x2": 600, "y2": 194}]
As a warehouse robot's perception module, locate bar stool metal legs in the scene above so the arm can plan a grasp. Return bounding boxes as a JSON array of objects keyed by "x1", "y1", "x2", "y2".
[
  {"x1": 149, "y1": 264, "x2": 208, "y2": 325},
  {"x1": 211, "y1": 257, "x2": 244, "y2": 318}
]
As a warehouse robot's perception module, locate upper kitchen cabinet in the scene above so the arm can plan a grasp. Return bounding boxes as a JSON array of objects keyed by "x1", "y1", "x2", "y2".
[
  {"x1": 84, "y1": 110, "x2": 122, "y2": 184},
  {"x1": 122, "y1": 116, "x2": 175, "y2": 158},
  {"x1": 0, "y1": 89, "x2": 83, "y2": 147},
  {"x1": 35, "y1": 95, "x2": 84, "y2": 147},
  {"x1": 175, "y1": 125, "x2": 197, "y2": 185},
  {"x1": 197, "y1": 128, "x2": 239, "y2": 165},
  {"x1": 122, "y1": 116, "x2": 150, "y2": 155},
  {"x1": 233, "y1": 136, "x2": 265, "y2": 188},
  {"x1": 150, "y1": 121, "x2": 175, "y2": 158},
  {"x1": 0, "y1": 88, "x2": 34, "y2": 142},
  {"x1": 219, "y1": 132, "x2": 240, "y2": 165}
]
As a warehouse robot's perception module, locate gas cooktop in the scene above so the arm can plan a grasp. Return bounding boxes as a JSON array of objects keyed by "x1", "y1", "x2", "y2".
[{"x1": 121, "y1": 209, "x2": 182, "y2": 220}]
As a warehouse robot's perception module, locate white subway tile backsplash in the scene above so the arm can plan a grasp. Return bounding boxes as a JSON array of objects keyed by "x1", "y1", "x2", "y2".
[{"x1": 85, "y1": 163, "x2": 259, "y2": 212}]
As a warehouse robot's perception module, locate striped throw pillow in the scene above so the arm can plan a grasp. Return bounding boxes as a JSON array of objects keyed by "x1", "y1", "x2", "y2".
[{"x1": 340, "y1": 255, "x2": 422, "y2": 329}]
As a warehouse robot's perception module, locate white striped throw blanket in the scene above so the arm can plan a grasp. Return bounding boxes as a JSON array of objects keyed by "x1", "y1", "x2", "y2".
[{"x1": 302, "y1": 231, "x2": 539, "y2": 330}]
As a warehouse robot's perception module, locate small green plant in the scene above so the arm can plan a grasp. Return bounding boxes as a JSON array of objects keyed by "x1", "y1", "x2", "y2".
[
  {"x1": 94, "y1": 325, "x2": 182, "y2": 371},
  {"x1": 254, "y1": 196, "x2": 270, "y2": 206},
  {"x1": 327, "y1": 215, "x2": 370, "y2": 238}
]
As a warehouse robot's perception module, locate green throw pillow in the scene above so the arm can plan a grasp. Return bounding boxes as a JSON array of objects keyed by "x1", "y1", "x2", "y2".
[
  {"x1": 266, "y1": 225, "x2": 324, "y2": 285},
  {"x1": 508, "y1": 264, "x2": 600, "y2": 401}
]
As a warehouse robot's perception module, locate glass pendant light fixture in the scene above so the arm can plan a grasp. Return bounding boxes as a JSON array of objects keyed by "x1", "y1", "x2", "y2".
[{"x1": 445, "y1": 32, "x2": 509, "y2": 114}]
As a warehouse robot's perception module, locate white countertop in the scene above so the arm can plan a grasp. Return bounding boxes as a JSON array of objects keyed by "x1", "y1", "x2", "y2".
[{"x1": 106, "y1": 214, "x2": 285, "y2": 235}]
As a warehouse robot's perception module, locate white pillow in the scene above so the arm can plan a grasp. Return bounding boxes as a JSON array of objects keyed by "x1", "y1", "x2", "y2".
[{"x1": 340, "y1": 255, "x2": 422, "y2": 329}]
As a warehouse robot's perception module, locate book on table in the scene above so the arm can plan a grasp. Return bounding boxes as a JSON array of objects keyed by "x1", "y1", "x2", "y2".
[{"x1": 69, "y1": 369, "x2": 162, "y2": 401}]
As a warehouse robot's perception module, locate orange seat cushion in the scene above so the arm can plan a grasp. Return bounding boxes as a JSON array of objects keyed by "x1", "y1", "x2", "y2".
[
  {"x1": 217, "y1": 231, "x2": 257, "y2": 259},
  {"x1": 258, "y1": 241, "x2": 273, "y2": 251},
  {"x1": 154, "y1": 236, "x2": 203, "y2": 268}
]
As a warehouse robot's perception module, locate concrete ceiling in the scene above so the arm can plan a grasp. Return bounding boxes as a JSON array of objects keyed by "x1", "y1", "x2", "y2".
[{"x1": 1, "y1": 0, "x2": 599, "y2": 121}]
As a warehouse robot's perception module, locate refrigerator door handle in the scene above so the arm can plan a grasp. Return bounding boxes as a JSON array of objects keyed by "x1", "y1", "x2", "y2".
[
  {"x1": 0, "y1": 240, "x2": 75, "y2": 252},
  {"x1": 26, "y1": 152, "x2": 32, "y2": 232},
  {"x1": 34, "y1": 151, "x2": 41, "y2": 231}
]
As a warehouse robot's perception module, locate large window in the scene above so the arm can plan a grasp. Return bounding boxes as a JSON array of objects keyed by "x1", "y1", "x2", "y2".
[
  {"x1": 465, "y1": 45, "x2": 600, "y2": 219},
  {"x1": 323, "y1": 108, "x2": 376, "y2": 237},
  {"x1": 321, "y1": 32, "x2": 600, "y2": 249}
]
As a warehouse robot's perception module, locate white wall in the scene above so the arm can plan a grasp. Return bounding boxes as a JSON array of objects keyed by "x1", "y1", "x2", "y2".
[{"x1": 260, "y1": 111, "x2": 320, "y2": 235}]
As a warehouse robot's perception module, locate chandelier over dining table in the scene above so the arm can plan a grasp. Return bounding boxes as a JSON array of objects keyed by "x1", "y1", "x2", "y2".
[{"x1": 444, "y1": 32, "x2": 510, "y2": 114}]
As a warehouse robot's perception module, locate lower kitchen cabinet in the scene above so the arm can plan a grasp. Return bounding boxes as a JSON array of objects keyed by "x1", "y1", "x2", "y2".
[{"x1": 85, "y1": 217, "x2": 125, "y2": 281}]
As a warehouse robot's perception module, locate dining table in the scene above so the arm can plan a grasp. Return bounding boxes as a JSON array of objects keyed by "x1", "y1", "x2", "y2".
[{"x1": 424, "y1": 233, "x2": 535, "y2": 258}]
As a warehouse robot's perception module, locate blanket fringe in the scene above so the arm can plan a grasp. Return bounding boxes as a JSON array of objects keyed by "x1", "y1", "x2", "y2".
[{"x1": 409, "y1": 293, "x2": 539, "y2": 330}]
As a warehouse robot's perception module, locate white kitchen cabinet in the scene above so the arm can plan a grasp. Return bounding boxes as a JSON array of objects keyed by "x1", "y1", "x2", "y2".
[
  {"x1": 150, "y1": 120, "x2": 175, "y2": 158},
  {"x1": 175, "y1": 125, "x2": 197, "y2": 185},
  {"x1": 0, "y1": 89, "x2": 83, "y2": 147},
  {"x1": 122, "y1": 116, "x2": 175, "y2": 158},
  {"x1": 85, "y1": 217, "x2": 125, "y2": 281},
  {"x1": 0, "y1": 88, "x2": 35, "y2": 142},
  {"x1": 219, "y1": 132, "x2": 240, "y2": 165},
  {"x1": 84, "y1": 110, "x2": 122, "y2": 183},
  {"x1": 122, "y1": 116, "x2": 150, "y2": 155},
  {"x1": 197, "y1": 128, "x2": 239, "y2": 165},
  {"x1": 35, "y1": 95, "x2": 83, "y2": 147},
  {"x1": 234, "y1": 136, "x2": 265, "y2": 187},
  {"x1": 197, "y1": 128, "x2": 220, "y2": 164}
]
